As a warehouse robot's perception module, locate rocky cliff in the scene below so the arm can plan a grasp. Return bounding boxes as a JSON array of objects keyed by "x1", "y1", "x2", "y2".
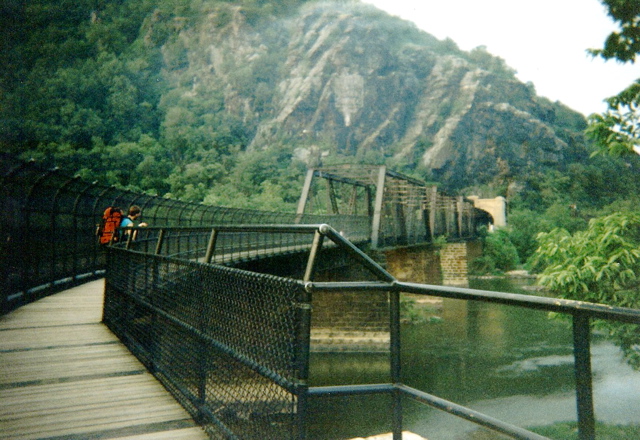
[
  {"x1": 2, "y1": 0, "x2": 593, "y2": 201},
  {"x1": 161, "y1": 1, "x2": 588, "y2": 193}
]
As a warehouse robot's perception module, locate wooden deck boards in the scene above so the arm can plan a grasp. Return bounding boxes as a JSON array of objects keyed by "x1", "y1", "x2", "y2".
[{"x1": 0, "y1": 280, "x2": 208, "y2": 440}]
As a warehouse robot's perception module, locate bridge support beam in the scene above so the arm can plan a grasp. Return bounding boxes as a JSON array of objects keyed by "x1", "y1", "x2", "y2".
[
  {"x1": 371, "y1": 166, "x2": 386, "y2": 249},
  {"x1": 295, "y1": 165, "x2": 479, "y2": 249},
  {"x1": 296, "y1": 169, "x2": 315, "y2": 222}
]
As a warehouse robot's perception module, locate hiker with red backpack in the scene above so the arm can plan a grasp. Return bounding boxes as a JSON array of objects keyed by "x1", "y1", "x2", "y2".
[{"x1": 97, "y1": 205, "x2": 148, "y2": 245}]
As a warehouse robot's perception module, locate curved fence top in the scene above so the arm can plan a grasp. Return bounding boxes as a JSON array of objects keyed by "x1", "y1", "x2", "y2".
[
  {"x1": 1, "y1": 154, "x2": 480, "y2": 314},
  {"x1": 0, "y1": 154, "x2": 368, "y2": 313}
]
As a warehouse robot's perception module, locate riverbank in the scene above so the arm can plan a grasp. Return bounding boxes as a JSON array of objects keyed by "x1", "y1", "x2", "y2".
[
  {"x1": 349, "y1": 432, "x2": 427, "y2": 440},
  {"x1": 470, "y1": 270, "x2": 547, "y2": 293},
  {"x1": 529, "y1": 422, "x2": 640, "y2": 439},
  {"x1": 470, "y1": 269, "x2": 536, "y2": 280}
]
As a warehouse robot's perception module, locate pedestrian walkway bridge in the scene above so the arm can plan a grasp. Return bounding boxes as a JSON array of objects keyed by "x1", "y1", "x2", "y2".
[
  {"x1": 2, "y1": 155, "x2": 640, "y2": 439},
  {"x1": 1, "y1": 156, "x2": 486, "y2": 313},
  {"x1": 0, "y1": 276, "x2": 425, "y2": 440},
  {"x1": 4, "y1": 223, "x2": 640, "y2": 439}
]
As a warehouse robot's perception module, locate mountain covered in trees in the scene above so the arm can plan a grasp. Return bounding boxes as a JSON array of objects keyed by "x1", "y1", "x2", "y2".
[{"x1": 2, "y1": 0, "x2": 639, "y2": 219}]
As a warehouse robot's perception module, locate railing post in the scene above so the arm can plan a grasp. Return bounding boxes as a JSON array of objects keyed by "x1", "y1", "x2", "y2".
[
  {"x1": 445, "y1": 198, "x2": 454, "y2": 237},
  {"x1": 573, "y1": 313, "x2": 595, "y2": 440},
  {"x1": 429, "y1": 186, "x2": 437, "y2": 241},
  {"x1": 155, "y1": 229, "x2": 165, "y2": 255},
  {"x1": 371, "y1": 166, "x2": 387, "y2": 249},
  {"x1": 326, "y1": 180, "x2": 339, "y2": 214},
  {"x1": 123, "y1": 227, "x2": 134, "y2": 250},
  {"x1": 304, "y1": 229, "x2": 325, "y2": 282},
  {"x1": 204, "y1": 228, "x2": 218, "y2": 264},
  {"x1": 456, "y1": 196, "x2": 464, "y2": 238},
  {"x1": 390, "y1": 287, "x2": 403, "y2": 440},
  {"x1": 297, "y1": 283, "x2": 313, "y2": 439},
  {"x1": 149, "y1": 255, "x2": 159, "y2": 374},
  {"x1": 296, "y1": 169, "x2": 315, "y2": 223},
  {"x1": 366, "y1": 186, "x2": 374, "y2": 218},
  {"x1": 197, "y1": 287, "x2": 209, "y2": 424}
]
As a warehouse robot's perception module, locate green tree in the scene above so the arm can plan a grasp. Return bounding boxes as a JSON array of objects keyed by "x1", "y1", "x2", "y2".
[
  {"x1": 533, "y1": 213, "x2": 640, "y2": 368},
  {"x1": 586, "y1": 0, "x2": 640, "y2": 156},
  {"x1": 505, "y1": 208, "x2": 553, "y2": 264},
  {"x1": 470, "y1": 228, "x2": 520, "y2": 274}
]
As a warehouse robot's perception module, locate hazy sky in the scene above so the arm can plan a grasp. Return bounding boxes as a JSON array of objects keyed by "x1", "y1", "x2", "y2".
[{"x1": 362, "y1": 0, "x2": 638, "y2": 116}]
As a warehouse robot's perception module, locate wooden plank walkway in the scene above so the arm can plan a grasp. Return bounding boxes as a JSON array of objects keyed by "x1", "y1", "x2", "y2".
[{"x1": 0, "y1": 280, "x2": 208, "y2": 440}]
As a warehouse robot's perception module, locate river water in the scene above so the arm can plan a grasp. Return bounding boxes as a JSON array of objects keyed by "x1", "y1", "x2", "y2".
[{"x1": 307, "y1": 277, "x2": 640, "y2": 439}]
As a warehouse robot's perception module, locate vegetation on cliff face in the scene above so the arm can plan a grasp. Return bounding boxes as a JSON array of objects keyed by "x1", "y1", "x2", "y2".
[{"x1": 2, "y1": 0, "x2": 640, "y2": 261}]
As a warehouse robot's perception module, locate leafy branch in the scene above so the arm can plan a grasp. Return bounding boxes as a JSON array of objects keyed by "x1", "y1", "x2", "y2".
[
  {"x1": 586, "y1": 0, "x2": 640, "y2": 156},
  {"x1": 534, "y1": 213, "x2": 640, "y2": 368}
]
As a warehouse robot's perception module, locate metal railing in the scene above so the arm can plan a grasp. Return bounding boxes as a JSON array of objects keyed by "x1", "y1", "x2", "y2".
[
  {"x1": 117, "y1": 223, "x2": 370, "y2": 263},
  {"x1": 1, "y1": 154, "x2": 482, "y2": 315},
  {"x1": 104, "y1": 224, "x2": 640, "y2": 440},
  {"x1": 0, "y1": 153, "x2": 368, "y2": 314}
]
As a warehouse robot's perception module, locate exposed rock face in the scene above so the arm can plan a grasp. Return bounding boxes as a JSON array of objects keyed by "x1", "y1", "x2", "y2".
[{"x1": 167, "y1": 2, "x2": 587, "y2": 192}]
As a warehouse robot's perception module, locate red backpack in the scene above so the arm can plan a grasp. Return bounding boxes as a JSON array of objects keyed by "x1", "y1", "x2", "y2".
[{"x1": 97, "y1": 207, "x2": 124, "y2": 244}]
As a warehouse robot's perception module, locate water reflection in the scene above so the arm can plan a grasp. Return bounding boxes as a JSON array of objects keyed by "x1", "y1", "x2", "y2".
[{"x1": 309, "y1": 277, "x2": 640, "y2": 439}]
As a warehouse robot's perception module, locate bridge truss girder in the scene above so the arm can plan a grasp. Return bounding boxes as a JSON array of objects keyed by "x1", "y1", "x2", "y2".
[{"x1": 296, "y1": 165, "x2": 478, "y2": 248}]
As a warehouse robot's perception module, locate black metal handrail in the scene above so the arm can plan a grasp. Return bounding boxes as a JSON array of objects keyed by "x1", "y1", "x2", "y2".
[
  {"x1": 116, "y1": 222, "x2": 371, "y2": 266},
  {"x1": 105, "y1": 223, "x2": 640, "y2": 440},
  {"x1": 305, "y1": 279, "x2": 640, "y2": 440},
  {"x1": 302, "y1": 225, "x2": 640, "y2": 439}
]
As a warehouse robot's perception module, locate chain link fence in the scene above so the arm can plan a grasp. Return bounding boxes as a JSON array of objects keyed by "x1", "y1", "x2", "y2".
[
  {"x1": 104, "y1": 223, "x2": 640, "y2": 440},
  {"x1": 0, "y1": 154, "x2": 369, "y2": 314},
  {"x1": 104, "y1": 248, "x2": 307, "y2": 439},
  {"x1": 103, "y1": 223, "x2": 394, "y2": 440}
]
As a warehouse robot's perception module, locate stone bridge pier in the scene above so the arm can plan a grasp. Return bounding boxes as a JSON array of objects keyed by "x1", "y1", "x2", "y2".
[
  {"x1": 382, "y1": 241, "x2": 482, "y2": 286},
  {"x1": 308, "y1": 241, "x2": 481, "y2": 352}
]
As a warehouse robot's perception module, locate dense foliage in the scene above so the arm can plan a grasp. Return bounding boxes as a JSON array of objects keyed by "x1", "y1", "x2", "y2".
[
  {"x1": 469, "y1": 228, "x2": 520, "y2": 274},
  {"x1": 0, "y1": 0, "x2": 314, "y2": 206},
  {"x1": 586, "y1": 0, "x2": 640, "y2": 156},
  {"x1": 533, "y1": 213, "x2": 640, "y2": 368}
]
